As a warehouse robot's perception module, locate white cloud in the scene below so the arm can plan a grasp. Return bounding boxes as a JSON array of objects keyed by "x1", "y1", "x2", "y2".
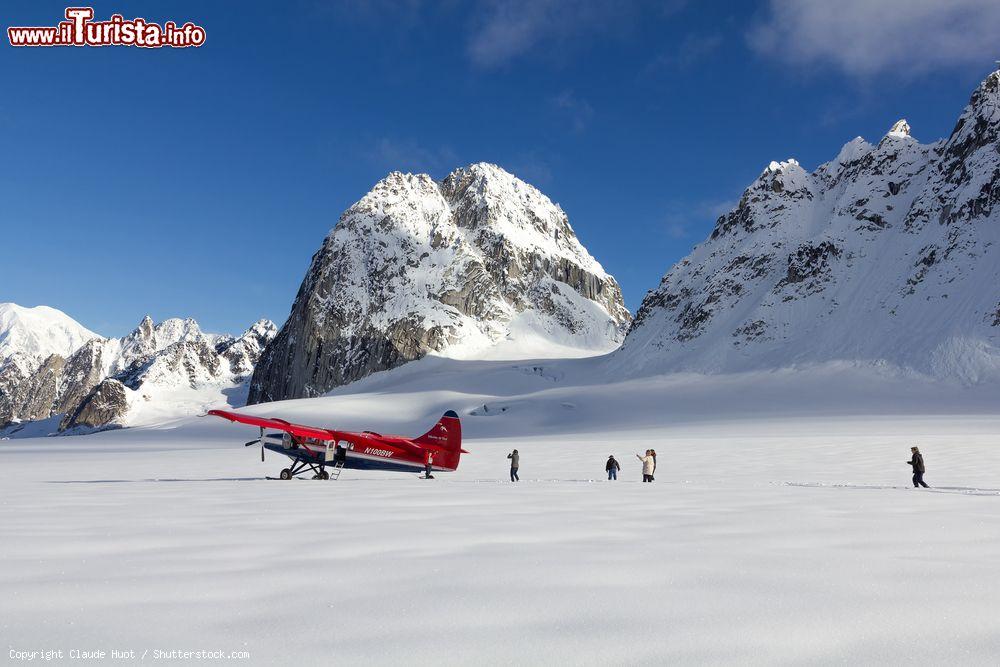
[
  {"x1": 467, "y1": 0, "x2": 642, "y2": 68},
  {"x1": 749, "y1": 0, "x2": 1000, "y2": 77},
  {"x1": 316, "y1": 1, "x2": 686, "y2": 71}
]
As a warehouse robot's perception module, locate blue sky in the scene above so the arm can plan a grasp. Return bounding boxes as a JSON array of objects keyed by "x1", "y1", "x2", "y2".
[{"x1": 4, "y1": 0, "x2": 999, "y2": 336}]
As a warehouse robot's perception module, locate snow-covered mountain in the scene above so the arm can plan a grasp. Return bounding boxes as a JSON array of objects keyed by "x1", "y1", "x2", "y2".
[
  {"x1": 61, "y1": 316, "x2": 277, "y2": 431},
  {"x1": 0, "y1": 306, "x2": 276, "y2": 434},
  {"x1": 250, "y1": 162, "x2": 631, "y2": 403},
  {"x1": 0, "y1": 304, "x2": 99, "y2": 432},
  {"x1": 618, "y1": 70, "x2": 1000, "y2": 383},
  {"x1": 0, "y1": 303, "x2": 98, "y2": 374}
]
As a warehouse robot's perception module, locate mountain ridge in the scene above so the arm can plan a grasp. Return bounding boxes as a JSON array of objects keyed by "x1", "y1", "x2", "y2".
[
  {"x1": 618, "y1": 70, "x2": 1000, "y2": 383},
  {"x1": 0, "y1": 304, "x2": 276, "y2": 435}
]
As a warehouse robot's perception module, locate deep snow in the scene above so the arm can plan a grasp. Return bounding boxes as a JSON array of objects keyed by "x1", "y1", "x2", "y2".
[{"x1": 3, "y1": 357, "x2": 1000, "y2": 665}]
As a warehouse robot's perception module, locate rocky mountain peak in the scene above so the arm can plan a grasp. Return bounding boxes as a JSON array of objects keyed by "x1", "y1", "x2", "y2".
[
  {"x1": 441, "y1": 163, "x2": 606, "y2": 276},
  {"x1": 761, "y1": 159, "x2": 813, "y2": 196},
  {"x1": 765, "y1": 158, "x2": 799, "y2": 173},
  {"x1": 244, "y1": 319, "x2": 278, "y2": 339},
  {"x1": 886, "y1": 118, "x2": 911, "y2": 138},
  {"x1": 249, "y1": 164, "x2": 630, "y2": 404},
  {"x1": 217, "y1": 319, "x2": 278, "y2": 379},
  {"x1": 441, "y1": 162, "x2": 533, "y2": 210},
  {"x1": 155, "y1": 317, "x2": 203, "y2": 343},
  {"x1": 927, "y1": 68, "x2": 1000, "y2": 193},
  {"x1": 137, "y1": 314, "x2": 154, "y2": 337},
  {"x1": 366, "y1": 170, "x2": 440, "y2": 204},
  {"x1": 709, "y1": 158, "x2": 815, "y2": 241}
]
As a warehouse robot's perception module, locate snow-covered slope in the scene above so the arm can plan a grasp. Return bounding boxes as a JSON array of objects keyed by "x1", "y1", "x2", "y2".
[
  {"x1": 4, "y1": 352, "x2": 1000, "y2": 664},
  {"x1": 620, "y1": 70, "x2": 1000, "y2": 383},
  {"x1": 250, "y1": 162, "x2": 631, "y2": 403}
]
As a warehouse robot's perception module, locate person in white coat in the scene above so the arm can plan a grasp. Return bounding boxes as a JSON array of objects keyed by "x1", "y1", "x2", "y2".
[{"x1": 637, "y1": 450, "x2": 655, "y2": 483}]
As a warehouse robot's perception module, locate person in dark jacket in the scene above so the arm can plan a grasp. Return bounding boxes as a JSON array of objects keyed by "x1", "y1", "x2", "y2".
[
  {"x1": 907, "y1": 446, "x2": 929, "y2": 488},
  {"x1": 507, "y1": 450, "x2": 519, "y2": 482},
  {"x1": 606, "y1": 455, "x2": 620, "y2": 480}
]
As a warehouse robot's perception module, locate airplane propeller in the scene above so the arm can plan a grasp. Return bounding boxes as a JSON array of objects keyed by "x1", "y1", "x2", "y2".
[{"x1": 243, "y1": 427, "x2": 265, "y2": 462}]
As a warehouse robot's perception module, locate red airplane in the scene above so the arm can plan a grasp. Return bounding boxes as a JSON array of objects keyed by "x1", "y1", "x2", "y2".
[{"x1": 207, "y1": 409, "x2": 466, "y2": 480}]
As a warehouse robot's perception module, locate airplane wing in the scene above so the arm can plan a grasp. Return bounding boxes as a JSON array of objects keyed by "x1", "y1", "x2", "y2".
[{"x1": 208, "y1": 409, "x2": 340, "y2": 441}]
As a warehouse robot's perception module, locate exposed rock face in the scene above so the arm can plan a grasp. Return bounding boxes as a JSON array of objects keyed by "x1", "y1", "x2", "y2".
[
  {"x1": 249, "y1": 163, "x2": 631, "y2": 403},
  {"x1": 54, "y1": 339, "x2": 113, "y2": 416},
  {"x1": 0, "y1": 364, "x2": 21, "y2": 427},
  {"x1": 0, "y1": 354, "x2": 67, "y2": 424},
  {"x1": 0, "y1": 357, "x2": 32, "y2": 426},
  {"x1": 19, "y1": 354, "x2": 67, "y2": 421},
  {"x1": 0, "y1": 309, "x2": 276, "y2": 433},
  {"x1": 620, "y1": 70, "x2": 1000, "y2": 383},
  {"x1": 61, "y1": 378, "x2": 128, "y2": 430},
  {"x1": 117, "y1": 338, "x2": 221, "y2": 390}
]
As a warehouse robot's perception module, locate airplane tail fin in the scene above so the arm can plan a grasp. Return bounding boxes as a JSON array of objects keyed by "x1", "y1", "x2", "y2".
[{"x1": 414, "y1": 410, "x2": 465, "y2": 470}]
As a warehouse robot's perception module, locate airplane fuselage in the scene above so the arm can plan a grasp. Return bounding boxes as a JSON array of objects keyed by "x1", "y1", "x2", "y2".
[{"x1": 262, "y1": 432, "x2": 449, "y2": 473}]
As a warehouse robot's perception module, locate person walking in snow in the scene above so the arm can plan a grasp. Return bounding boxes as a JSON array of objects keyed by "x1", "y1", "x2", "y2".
[
  {"x1": 650, "y1": 448, "x2": 657, "y2": 481},
  {"x1": 424, "y1": 451, "x2": 434, "y2": 479},
  {"x1": 637, "y1": 450, "x2": 655, "y2": 483},
  {"x1": 907, "y1": 446, "x2": 929, "y2": 488},
  {"x1": 606, "y1": 455, "x2": 620, "y2": 480},
  {"x1": 507, "y1": 449, "x2": 520, "y2": 482}
]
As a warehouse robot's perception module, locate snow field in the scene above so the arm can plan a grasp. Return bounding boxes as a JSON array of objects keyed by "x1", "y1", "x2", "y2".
[{"x1": 3, "y1": 392, "x2": 999, "y2": 664}]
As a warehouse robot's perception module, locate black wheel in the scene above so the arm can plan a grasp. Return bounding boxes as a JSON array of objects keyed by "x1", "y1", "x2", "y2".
[
  {"x1": 279, "y1": 468, "x2": 292, "y2": 480},
  {"x1": 319, "y1": 470, "x2": 330, "y2": 480}
]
